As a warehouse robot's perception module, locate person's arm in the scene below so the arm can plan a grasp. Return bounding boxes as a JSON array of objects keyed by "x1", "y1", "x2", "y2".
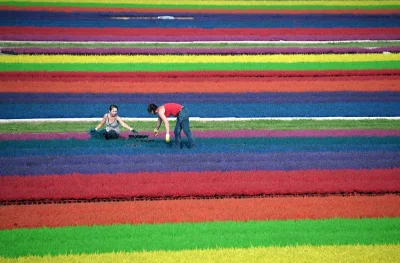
[
  {"x1": 157, "y1": 107, "x2": 170, "y2": 134},
  {"x1": 153, "y1": 116, "x2": 162, "y2": 136},
  {"x1": 156, "y1": 116, "x2": 162, "y2": 130},
  {"x1": 95, "y1": 114, "x2": 107, "y2": 130},
  {"x1": 116, "y1": 116, "x2": 134, "y2": 131},
  {"x1": 153, "y1": 106, "x2": 163, "y2": 135},
  {"x1": 157, "y1": 107, "x2": 170, "y2": 142}
]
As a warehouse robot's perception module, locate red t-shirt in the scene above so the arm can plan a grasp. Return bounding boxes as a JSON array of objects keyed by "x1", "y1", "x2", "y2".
[{"x1": 163, "y1": 103, "x2": 183, "y2": 117}]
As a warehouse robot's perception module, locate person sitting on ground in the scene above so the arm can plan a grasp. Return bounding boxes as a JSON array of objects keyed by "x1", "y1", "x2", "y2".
[
  {"x1": 147, "y1": 103, "x2": 195, "y2": 148},
  {"x1": 91, "y1": 104, "x2": 137, "y2": 140}
]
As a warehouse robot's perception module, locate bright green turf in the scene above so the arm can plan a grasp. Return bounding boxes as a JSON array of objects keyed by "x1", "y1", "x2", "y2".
[
  {"x1": 2, "y1": 1, "x2": 399, "y2": 10},
  {"x1": 1, "y1": 119, "x2": 399, "y2": 133},
  {"x1": 0, "y1": 218, "x2": 399, "y2": 258}
]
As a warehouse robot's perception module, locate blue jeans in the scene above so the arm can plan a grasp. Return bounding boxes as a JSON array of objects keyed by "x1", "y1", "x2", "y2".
[{"x1": 174, "y1": 107, "x2": 195, "y2": 148}]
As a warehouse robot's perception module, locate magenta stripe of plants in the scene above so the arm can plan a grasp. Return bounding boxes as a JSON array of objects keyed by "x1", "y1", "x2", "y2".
[
  {"x1": 4, "y1": 47, "x2": 400, "y2": 55},
  {"x1": 1, "y1": 130, "x2": 400, "y2": 141}
]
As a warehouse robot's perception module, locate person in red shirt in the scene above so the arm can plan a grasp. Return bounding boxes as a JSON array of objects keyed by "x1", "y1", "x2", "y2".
[{"x1": 148, "y1": 103, "x2": 196, "y2": 148}]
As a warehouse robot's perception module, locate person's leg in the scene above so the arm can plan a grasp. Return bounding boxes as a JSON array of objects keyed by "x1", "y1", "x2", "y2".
[
  {"x1": 104, "y1": 131, "x2": 111, "y2": 140},
  {"x1": 179, "y1": 108, "x2": 195, "y2": 148},
  {"x1": 174, "y1": 118, "x2": 182, "y2": 147}
]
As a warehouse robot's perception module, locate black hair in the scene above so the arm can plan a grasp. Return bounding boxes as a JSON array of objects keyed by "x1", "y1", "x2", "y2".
[
  {"x1": 109, "y1": 104, "x2": 118, "y2": 111},
  {"x1": 147, "y1": 103, "x2": 158, "y2": 113}
]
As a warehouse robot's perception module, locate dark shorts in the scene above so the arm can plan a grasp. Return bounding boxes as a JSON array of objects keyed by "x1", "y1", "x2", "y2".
[{"x1": 105, "y1": 130, "x2": 119, "y2": 140}]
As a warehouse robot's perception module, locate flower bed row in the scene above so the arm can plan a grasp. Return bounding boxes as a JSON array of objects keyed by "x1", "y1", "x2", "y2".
[
  {"x1": 4, "y1": 46, "x2": 400, "y2": 55},
  {"x1": 4, "y1": 11, "x2": 400, "y2": 28},
  {"x1": 2, "y1": 245, "x2": 398, "y2": 263},
  {"x1": 1, "y1": 217, "x2": 399, "y2": 258},
  {"x1": 1, "y1": 169, "x2": 399, "y2": 202},
  {"x1": 2, "y1": 129, "x2": 399, "y2": 141},
  {"x1": 2, "y1": 72, "x2": 399, "y2": 93},
  {"x1": 1, "y1": 137, "x2": 399, "y2": 157},
  {"x1": 3, "y1": 92, "x2": 399, "y2": 104},
  {"x1": 3, "y1": 26, "x2": 400, "y2": 41},
  {"x1": 3, "y1": 61, "x2": 399, "y2": 71},
  {"x1": 1, "y1": 152, "x2": 398, "y2": 176},
  {"x1": 2, "y1": 195, "x2": 400, "y2": 229},
  {"x1": 3, "y1": 0, "x2": 398, "y2": 11},
  {"x1": 4, "y1": 54, "x2": 399, "y2": 64},
  {"x1": 3, "y1": 102, "x2": 399, "y2": 118},
  {"x1": 3, "y1": 70, "x2": 399, "y2": 79},
  {"x1": 4, "y1": 41, "x2": 399, "y2": 49}
]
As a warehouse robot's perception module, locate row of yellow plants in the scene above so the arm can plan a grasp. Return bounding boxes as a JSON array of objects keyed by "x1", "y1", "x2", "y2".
[
  {"x1": 2, "y1": 53, "x2": 399, "y2": 64},
  {"x1": 2, "y1": 245, "x2": 399, "y2": 263}
]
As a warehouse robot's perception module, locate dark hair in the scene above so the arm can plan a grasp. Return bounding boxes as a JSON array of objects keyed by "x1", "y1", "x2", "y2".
[
  {"x1": 109, "y1": 104, "x2": 118, "y2": 111},
  {"x1": 147, "y1": 103, "x2": 158, "y2": 113}
]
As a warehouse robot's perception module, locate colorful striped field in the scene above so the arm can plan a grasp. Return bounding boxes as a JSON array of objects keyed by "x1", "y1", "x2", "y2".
[{"x1": 1, "y1": 0, "x2": 400, "y2": 262}]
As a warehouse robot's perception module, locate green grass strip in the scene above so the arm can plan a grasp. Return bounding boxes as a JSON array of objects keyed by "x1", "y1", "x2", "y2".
[
  {"x1": 0, "y1": 218, "x2": 399, "y2": 258},
  {"x1": 1, "y1": 119, "x2": 399, "y2": 133},
  {"x1": 2, "y1": 1, "x2": 399, "y2": 10},
  {"x1": 1, "y1": 41, "x2": 399, "y2": 49},
  {"x1": 1, "y1": 61, "x2": 399, "y2": 72}
]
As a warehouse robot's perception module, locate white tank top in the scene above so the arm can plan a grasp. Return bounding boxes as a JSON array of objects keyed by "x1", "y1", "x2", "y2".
[{"x1": 106, "y1": 114, "x2": 120, "y2": 134}]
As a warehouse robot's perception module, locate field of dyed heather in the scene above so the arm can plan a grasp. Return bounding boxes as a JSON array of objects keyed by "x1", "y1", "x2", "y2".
[{"x1": 1, "y1": 0, "x2": 400, "y2": 262}]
